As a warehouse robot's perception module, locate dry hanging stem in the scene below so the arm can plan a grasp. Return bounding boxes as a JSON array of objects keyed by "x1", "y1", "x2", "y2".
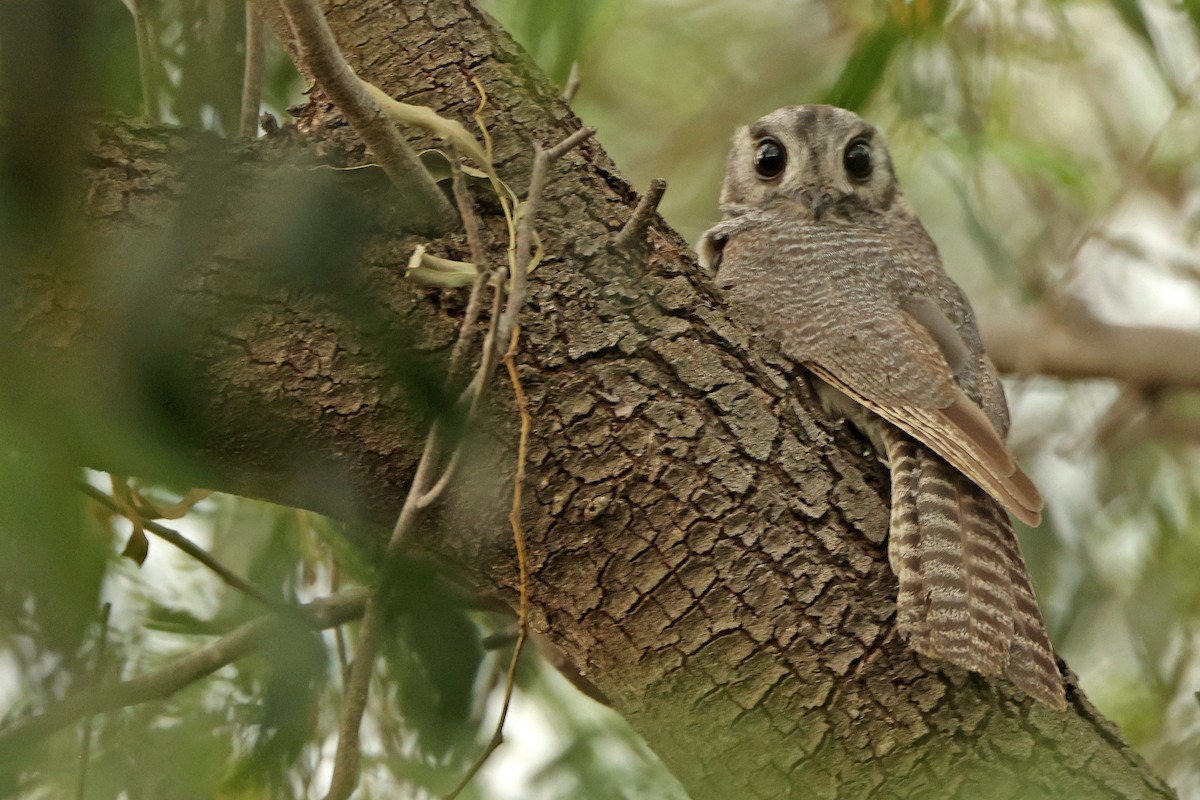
[
  {"x1": 443, "y1": 324, "x2": 533, "y2": 800},
  {"x1": 321, "y1": 126, "x2": 592, "y2": 800}
]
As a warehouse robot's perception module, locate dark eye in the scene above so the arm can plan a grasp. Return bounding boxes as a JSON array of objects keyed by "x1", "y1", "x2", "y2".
[
  {"x1": 843, "y1": 137, "x2": 873, "y2": 182},
  {"x1": 754, "y1": 138, "x2": 787, "y2": 179}
]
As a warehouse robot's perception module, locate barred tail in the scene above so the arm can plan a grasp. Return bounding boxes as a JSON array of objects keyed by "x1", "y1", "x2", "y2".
[{"x1": 880, "y1": 426, "x2": 1065, "y2": 709}]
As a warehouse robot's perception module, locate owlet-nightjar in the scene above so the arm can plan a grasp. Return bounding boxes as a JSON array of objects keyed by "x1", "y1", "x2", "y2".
[{"x1": 699, "y1": 104, "x2": 1065, "y2": 709}]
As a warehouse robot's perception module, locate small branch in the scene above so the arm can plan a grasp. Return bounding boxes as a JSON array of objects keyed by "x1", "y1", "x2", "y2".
[
  {"x1": 445, "y1": 149, "x2": 490, "y2": 386},
  {"x1": 0, "y1": 590, "x2": 367, "y2": 751},
  {"x1": 561, "y1": 61, "x2": 581, "y2": 104},
  {"x1": 75, "y1": 603, "x2": 110, "y2": 800},
  {"x1": 494, "y1": 127, "x2": 594, "y2": 353},
  {"x1": 614, "y1": 177, "x2": 666, "y2": 249},
  {"x1": 1059, "y1": 386, "x2": 1151, "y2": 457},
  {"x1": 80, "y1": 483, "x2": 316, "y2": 625},
  {"x1": 330, "y1": 554, "x2": 351, "y2": 686},
  {"x1": 120, "y1": 0, "x2": 159, "y2": 120},
  {"x1": 239, "y1": 1, "x2": 267, "y2": 138},
  {"x1": 323, "y1": 425, "x2": 444, "y2": 800},
  {"x1": 981, "y1": 307, "x2": 1200, "y2": 389},
  {"x1": 1131, "y1": 409, "x2": 1200, "y2": 444},
  {"x1": 265, "y1": 0, "x2": 453, "y2": 234}
]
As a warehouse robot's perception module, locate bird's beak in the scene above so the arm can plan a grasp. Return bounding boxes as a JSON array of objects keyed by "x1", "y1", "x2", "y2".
[{"x1": 799, "y1": 189, "x2": 832, "y2": 221}]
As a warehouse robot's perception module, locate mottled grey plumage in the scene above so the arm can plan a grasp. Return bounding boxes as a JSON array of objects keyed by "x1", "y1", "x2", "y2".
[{"x1": 700, "y1": 105, "x2": 1065, "y2": 709}]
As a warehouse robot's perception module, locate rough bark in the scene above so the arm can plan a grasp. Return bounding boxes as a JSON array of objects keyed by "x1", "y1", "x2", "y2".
[{"x1": 4, "y1": 2, "x2": 1177, "y2": 798}]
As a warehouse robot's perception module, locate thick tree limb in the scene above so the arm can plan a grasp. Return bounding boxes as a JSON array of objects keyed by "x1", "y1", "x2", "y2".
[
  {"x1": 983, "y1": 309, "x2": 1200, "y2": 389},
  {"x1": 4, "y1": 1, "x2": 1179, "y2": 798}
]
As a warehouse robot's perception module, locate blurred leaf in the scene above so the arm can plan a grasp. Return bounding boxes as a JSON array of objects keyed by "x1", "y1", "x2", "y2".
[
  {"x1": 1107, "y1": 0, "x2": 1154, "y2": 47},
  {"x1": 384, "y1": 560, "x2": 485, "y2": 756},
  {"x1": 823, "y1": 21, "x2": 904, "y2": 111},
  {"x1": 222, "y1": 626, "x2": 327, "y2": 792},
  {"x1": 121, "y1": 521, "x2": 151, "y2": 565},
  {"x1": 1184, "y1": 0, "x2": 1200, "y2": 36},
  {"x1": 990, "y1": 138, "x2": 1092, "y2": 196}
]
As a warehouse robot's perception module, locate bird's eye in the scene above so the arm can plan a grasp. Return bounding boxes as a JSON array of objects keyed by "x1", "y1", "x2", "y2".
[
  {"x1": 754, "y1": 138, "x2": 787, "y2": 179},
  {"x1": 843, "y1": 137, "x2": 873, "y2": 182}
]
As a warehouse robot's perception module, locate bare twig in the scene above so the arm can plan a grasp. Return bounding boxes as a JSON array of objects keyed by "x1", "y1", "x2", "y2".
[
  {"x1": 0, "y1": 590, "x2": 367, "y2": 751},
  {"x1": 494, "y1": 127, "x2": 594, "y2": 353},
  {"x1": 614, "y1": 177, "x2": 667, "y2": 249},
  {"x1": 265, "y1": 0, "x2": 453, "y2": 233},
  {"x1": 422, "y1": 131, "x2": 592, "y2": 511},
  {"x1": 562, "y1": 61, "x2": 581, "y2": 104},
  {"x1": 1136, "y1": 409, "x2": 1200, "y2": 444},
  {"x1": 445, "y1": 149, "x2": 490, "y2": 386},
  {"x1": 120, "y1": 0, "x2": 159, "y2": 120},
  {"x1": 239, "y1": 1, "x2": 267, "y2": 137},
  {"x1": 330, "y1": 554, "x2": 351, "y2": 685},
  {"x1": 1059, "y1": 385, "x2": 1151, "y2": 457},
  {"x1": 413, "y1": 151, "x2": 492, "y2": 512},
  {"x1": 323, "y1": 427, "x2": 443, "y2": 800},
  {"x1": 75, "y1": 603, "x2": 110, "y2": 800},
  {"x1": 80, "y1": 483, "x2": 316, "y2": 625},
  {"x1": 981, "y1": 308, "x2": 1200, "y2": 389},
  {"x1": 1053, "y1": 99, "x2": 1188, "y2": 291}
]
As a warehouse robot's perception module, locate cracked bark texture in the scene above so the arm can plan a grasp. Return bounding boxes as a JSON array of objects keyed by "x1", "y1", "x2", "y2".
[{"x1": 4, "y1": 1, "x2": 1177, "y2": 798}]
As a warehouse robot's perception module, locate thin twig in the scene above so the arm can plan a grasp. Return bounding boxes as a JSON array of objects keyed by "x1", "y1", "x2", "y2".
[
  {"x1": 562, "y1": 61, "x2": 581, "y2": 104},
  {"x1": 75, "y1": 603, "x2": 110, "y2": 800},
  {"x1": 239, "y1": 1, "x2": 267, "y2": 137},
  {"x1": 266, "y1": 0, "x2": 453, "y2": 233},
  {"x1": 417, "y1": 149, "x2": 494, "y2": 510},
  {"x1": 494, "y1": 127, "x2": 594, "y2": 353},
  {"x1": 614, "y1": 177, "x2": 667, "y2": 249},
  {"x1": 330, "y1": 554, "x2": 351, "y2": 686},
  {"x1": 1054, "y1": 99, "x2": 1188, "y2": 291},
  {"x1": 121, "y1": 0, "x2": 159, "y2": 120},
  {"x1": 0, "y1": 590, "x2": 367, "y2": 751},
  {"x1": 444, "y1": 324, "x2": 534, "y2": 800},
  {"x1": 1058, "y1": 385, "x2": 1150, "y2": 457},
  {"x1": 445, "y1": 149, "x2": 490, "y2": 386},
  {"x1": 323, "y1": 424, "x2": 445, "y2": 800},
  {"x1": 80, "y1": 483, "x2": 316, "y2": 626}
]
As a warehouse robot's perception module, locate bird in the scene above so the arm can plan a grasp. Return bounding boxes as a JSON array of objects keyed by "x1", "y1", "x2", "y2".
[{"x1": 697, "y1": 104, "x2": 1066, "y2": 709}]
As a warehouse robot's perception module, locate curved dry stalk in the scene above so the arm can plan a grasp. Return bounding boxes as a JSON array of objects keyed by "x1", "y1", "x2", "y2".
[{"x1": 443, "y1": 324, "x2": 533, "y2": 800}]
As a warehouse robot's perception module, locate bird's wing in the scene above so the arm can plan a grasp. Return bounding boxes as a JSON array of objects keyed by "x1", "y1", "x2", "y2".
[{"x1": 803, "y1": 308, "x2": 1043, "y2": 526}]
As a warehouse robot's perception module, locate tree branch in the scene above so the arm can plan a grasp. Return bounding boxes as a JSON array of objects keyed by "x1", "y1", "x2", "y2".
[
  {"x1": 263, "y1": 0, "x2": 453, "y2": 233},
  {"x1": 8, "y1": 1, "x2": 1179, "y2": 796},
  {"x1": 982, "y1": 308, "x2": 1200, "y2": 389},
  {"x1": 0, "y1": 590, "x2": 367, "y2": 751},
  {"x1": 239, "y1": 1, "x2": 267, "y2": 138}
]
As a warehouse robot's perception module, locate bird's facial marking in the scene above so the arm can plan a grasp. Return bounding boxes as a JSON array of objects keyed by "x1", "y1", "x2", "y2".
[{"x1": 719, "y1": 106, "x2": 900, "y2": 220}]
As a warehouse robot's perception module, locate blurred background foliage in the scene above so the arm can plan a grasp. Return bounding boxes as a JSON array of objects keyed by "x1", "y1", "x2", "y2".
[{"x1": 0, "y1": 0, "x2": 1198, "y2": 797}]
